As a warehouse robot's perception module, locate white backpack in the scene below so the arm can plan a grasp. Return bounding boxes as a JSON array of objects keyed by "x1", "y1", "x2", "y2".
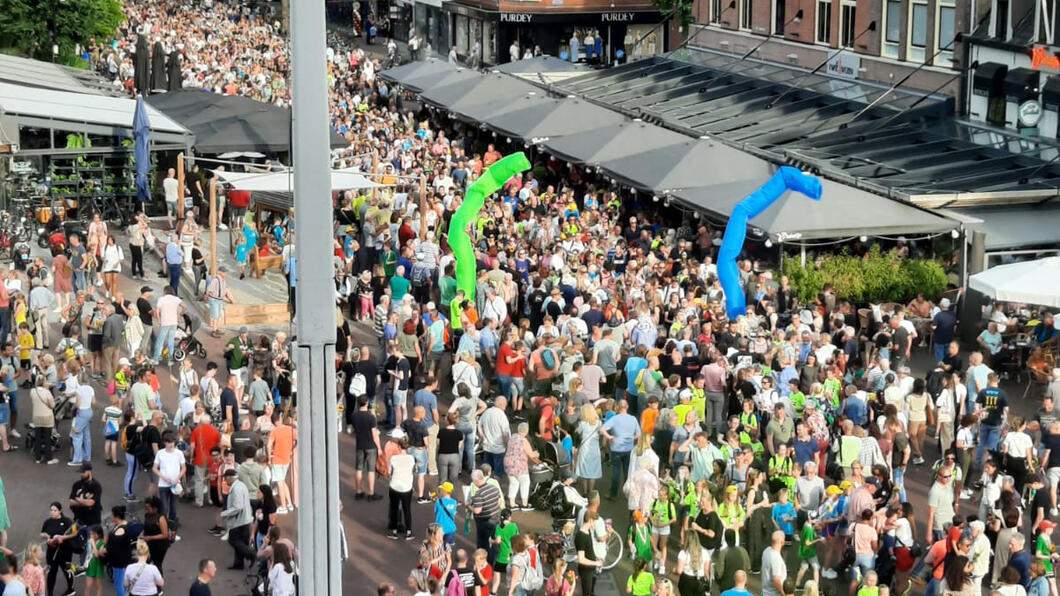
[
  {"x1": 517, "y1": 548, "x2": 544, "y2": 591},
  {"x1": 348, "y1": 371, "x2": 367, "y2": 398}
]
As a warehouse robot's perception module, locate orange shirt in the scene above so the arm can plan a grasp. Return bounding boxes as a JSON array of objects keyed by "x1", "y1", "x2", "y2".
[
  {"x1": 269, "y1": 424, "x2": 297, "y2": 465},
  {"x1": 641, "y1": 408, "x2": 660, "y2": 435}
]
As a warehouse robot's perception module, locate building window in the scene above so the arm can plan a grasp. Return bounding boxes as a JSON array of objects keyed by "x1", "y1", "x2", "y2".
[
  {"x1": 740, "y1": 0, "x2": 753, "y2": 30},
  {"x1": 816, "y1": 0, "x2": 833, "y2": 44},
  {"x1": 711, "y1": 0, "x2": 722, "y2": 23},
  {"x1": 883, "y1": 0, "x2": 901, "y2": 58},
  {"x1": 775, "y1": 0, "x2": 788, "y2": 34},
  {"x1": 909, "y1": 0, "x2": 928, "y2": 62},
  {"x1": 995, "y1": 0, "x2": 1009, "y2": 39},
  {"x1": 840, "y1": 0, "x2": 857, "y2": 47},
  {"x1": 937, "y1": 2, "x2": 956, "y2": 66}
]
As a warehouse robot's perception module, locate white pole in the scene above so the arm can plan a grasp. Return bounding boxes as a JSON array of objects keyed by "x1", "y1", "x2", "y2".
[
  {"x1": 800, "y1": 245, "x2": 806, "y2": 267},
  {"x1": 291, "y1": 0, "x2": 341, "y2": 594}
]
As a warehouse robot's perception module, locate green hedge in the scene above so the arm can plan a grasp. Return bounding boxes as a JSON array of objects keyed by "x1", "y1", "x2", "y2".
[{"x1": 780, "y1": 245, "x2": 947, "y2": 304}]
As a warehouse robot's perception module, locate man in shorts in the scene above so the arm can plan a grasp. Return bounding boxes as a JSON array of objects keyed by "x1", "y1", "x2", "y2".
[
  {"x1": 267, "y1": 411, "x2": 297, "y2": 513},
  {"x1": 352, "y1": 396, "x2": 382, "y2": 500},
  {"x1": 206, "y1": 267, "x2": 234, "y2": 338},
  {"x1": 163, "y1": 168, "x2": 179, "y2": 229}
]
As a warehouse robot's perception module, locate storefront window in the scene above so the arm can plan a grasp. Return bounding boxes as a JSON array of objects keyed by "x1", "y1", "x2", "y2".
[
  {"x1": 483, "y1": 21, "x2": 496, "y2": 64},
  {"x1": 456, "y1": 15, "x2": 469, "y2": 54}
]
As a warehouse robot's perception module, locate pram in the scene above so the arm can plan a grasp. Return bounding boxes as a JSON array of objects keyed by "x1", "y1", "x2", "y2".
[
  {"x1": 172, "y1": 313, "x2": 206, "y2": 362},
  {"x1": 529, "y1": 436, "x2": 573, "y2": 494},
  {"x1": 529, "y1": 480, "x2": 588, "y2": 530}
]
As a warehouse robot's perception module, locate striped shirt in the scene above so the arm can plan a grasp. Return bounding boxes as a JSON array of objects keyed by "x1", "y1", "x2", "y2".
[
  {"x1": 373, "y1": 303, "x2": 389, "y2": 338},
  {"x1": 471, "y1": 482, "x2": 502, "y2": 522}
]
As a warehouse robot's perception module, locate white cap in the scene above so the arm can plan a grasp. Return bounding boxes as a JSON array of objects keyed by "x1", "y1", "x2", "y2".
[
  {"x1": 389, "y1": 428, "x2": 407, "y2": 439},
  {"x1": 426, "y1": 301, "x2": 437, "y2": 311},
  {"x1": 118, "y1": 358, "x2": 130, "y2": 366}
]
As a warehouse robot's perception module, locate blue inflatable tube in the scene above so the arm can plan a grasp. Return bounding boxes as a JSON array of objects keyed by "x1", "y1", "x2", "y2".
[{"x1": 718, "y1": 166, "x2": 822, "y2": 319}]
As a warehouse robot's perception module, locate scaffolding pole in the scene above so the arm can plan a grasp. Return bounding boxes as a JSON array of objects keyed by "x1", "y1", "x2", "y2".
[{"x1": 291, "y1": 0, "x2": 342, "y2": 594}]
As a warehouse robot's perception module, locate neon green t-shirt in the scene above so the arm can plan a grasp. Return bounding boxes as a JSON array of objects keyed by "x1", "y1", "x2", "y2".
[
  {"x1": 626, "y1": 571, "x2": 655, "y2": 596},
  {"x1": 856, "y1": 587, "x2": 879, "y2": 596},
  {"x1": 798, "y1": 523, "x2": 818, "y2": 559},
  {"x1": 494, "y1": 522, "x2": 519, "y2": 564},
  {"x1": 1038, "y1": 533, "x2": 1055, "y2": 574},
  {"x1": 651, "y1": 499, "x2": 675, "y2": 527}
]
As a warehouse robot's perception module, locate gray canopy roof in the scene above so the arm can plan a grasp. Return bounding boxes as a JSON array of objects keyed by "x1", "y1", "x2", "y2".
[
  {"x1": 396, "y1": 66, "x2": 481, "y2": 93},
  {"x1": 541, "y1": 120, "x2": 688, "y2": 166},
  {"x1": 420, "y1": 73, "x2": 539, "y2": 116},
  {"x1": 484, "y1": 97, "x2": 625, "y2": 141},
  {"x1": 378, "y1": 59, "x2": 455, "y2": 85},
  {"x1": 596, "y1": 139, "x2": 772, "y2": 192},
  {"x1": 670, "y1": 177, "x2": 957, "y2": 241},
  {"x1": 492, "y1": 55, "x2": 588, "y2": 74}
]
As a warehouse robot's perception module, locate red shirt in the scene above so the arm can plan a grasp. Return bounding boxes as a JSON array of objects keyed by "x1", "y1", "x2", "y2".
[
  {"x1": 496, "y1": 343, "x2": 515, "y2": 376},
  {"x1": 190, "y1": 423, "x2": 221, "y2": 468}
]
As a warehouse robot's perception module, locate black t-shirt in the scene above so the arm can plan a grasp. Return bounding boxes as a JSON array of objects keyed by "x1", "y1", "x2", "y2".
[
  {"x1": 69, "y1": 478, "x2": 103, "y2": 525},
  {"x1": 255, "y1": 501, "x2": 277, "y2": 537},
  {"x1": 455, "y1": 566, "x2": 476, "y2": 595},
  {"x1": 136, "y1": 297, "x2": 153, "y2": 326},
  {"x1": 892, "y1": 326, "x2": 910, "y2": 352},
  {"x1": 574, "y1": 530, "x2": 597, "y2": 569},
  {"x1": 107, "y1": 523, "x2": 134, "y2": 568},
  {"x1": 438, "y1": 427, "x2": 463, "y2": 455},
  {"x1": 139, "y1": 424, "x2": 162, "y2": 467},
  {"x1": 976, "y1": 387, "x2": 1009, "y2": 427},
  {"x1": 355, "y1": 360, "x2": 379, "y2": 397},
  {"x1": 1044, "y1": 434, "x2": 1060, "y2": 469},
  {"x1": 41, "y1": 516, "x2": 73, "y2": 555},
  {"x1": 942, "y1": 353, "x2": 964, "y2": 375},
  {"x1": 694, "y1": 511, "x2": 723, "y2": 550},
  {"x1": 395, "y1": 357, "x2": 411, "y2": 391},
  {"x1": 352, "y1": 410, "x2": 378, "y2": 451},
  {"x1": 189, "y1": 579, "x2": 212, "y2": 596},
  {"x1": 402, "y1": 418, "x2": 427, "y2": 448},
  {"x1": 220, "y1": 388, "x2": 239, "y2": 428}
]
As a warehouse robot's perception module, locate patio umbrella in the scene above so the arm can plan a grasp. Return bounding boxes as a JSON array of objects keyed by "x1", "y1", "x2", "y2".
[
  {"x1": 150, "y1": 41, "x2": 168, "y2": 92},
  {"x1": 133, "y1": 96, "x2": 152, "y2": 203},
  {"x1": 167, "y1": 52, "x2": 182, "y2": 91},
  {"x1": 134, "y1": 35, "x2": 150, "y2": 95},
  {"x1": 969, "y1": 256, "x2": 1060, "y2": 309}
]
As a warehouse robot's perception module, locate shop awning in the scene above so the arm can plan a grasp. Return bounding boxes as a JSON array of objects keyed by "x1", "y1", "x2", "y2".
[
  {"x1": 396, "y1": 66, "x2": 482, "y2": 93},
  {"x1": 541, "y1": 120, "x2": 688, "y2": 165},
  {"x1": 484, "y1": 97, "x2": 625, "y2": 142},
  {"x1": 596, "y1": 138, "x2": 772, "y2": 192},
  {"x1": 378, "y1": 59, "x2": 457, "y2": 86},
  {"x1": 956, "y1": 203, "x2": 1060, "y2": 250},
  {"x1": 217, "y1": 168, "x2": 384, "y2": 192},
  {"x1": 420, "y1": 73, "x2": 538, "y2": 114},
  {"x1": 670, "y1": 177, "x2": 958, "y2": 241},
  {"x1": 492, "y1": 55, "x2": 588, "y2": 75},
  {"x1": 147, "y1": 89, "x2": 346, "y2": 154}
]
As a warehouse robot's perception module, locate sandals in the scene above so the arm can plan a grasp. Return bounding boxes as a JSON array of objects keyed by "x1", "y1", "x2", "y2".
[{"x1": 2, "y1": 445, "x2": 18, "y2": 452}]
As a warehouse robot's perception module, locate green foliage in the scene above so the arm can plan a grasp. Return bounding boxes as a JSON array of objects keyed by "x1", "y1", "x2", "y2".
[
  {"x1": 650, "y1": 0, "x2": 694, "y2": 28},
  {"x1": 781, "y1": 246, "x2": 947, "y2": 304},
  {"x1": 0, "y1": 0, "x2": 124, "y2": 66}
]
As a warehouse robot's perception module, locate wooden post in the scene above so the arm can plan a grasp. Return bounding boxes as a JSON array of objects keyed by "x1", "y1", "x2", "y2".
[
  {"x1": 209, "y1": 173, "x2": 217, "y2": 279},
  {"x1": 419, "y1": 174, "x2": 427, "y2": 241},
  {"x1": 176, "y1": 153, "x2": 185, "y2": 221}
]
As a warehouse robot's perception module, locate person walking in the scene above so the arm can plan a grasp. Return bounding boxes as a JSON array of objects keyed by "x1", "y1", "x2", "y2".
[
  {"x1": 206, "y1": 268, "x2": 233, "y2": 338},
  {"x1": 153, "y1": 432, "x2": 187, "y2": 527},
  {"x1": 387, "y1": 433, "x2": 415, "y2": 540},
  {"x1": 30, "y1": 376, "x2": 58, "y2": 464},
  {"x1": 189, "y1": 559, "x2": 216, "y2": 596},
  {"x1": 601, "y1": 399, "x2": 639, "y2": 499},
  {"x1": 219, "y1": 469, "x2": 255, "y2": 570}
]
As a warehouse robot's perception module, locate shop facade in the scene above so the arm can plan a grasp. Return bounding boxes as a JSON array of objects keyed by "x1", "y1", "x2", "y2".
[{"x1": 443, "y1": 1, "x2": 667, "y2": 65}]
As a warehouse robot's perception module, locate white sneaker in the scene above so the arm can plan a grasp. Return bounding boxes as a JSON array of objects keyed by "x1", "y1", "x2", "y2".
[
  {"x1": 657, "y1": 564, "x2": 665, "y2": 575},
  {"x1": 1051, "y1": 508, "x2": 1058, "y2": 517},
  {"x1": 10, "y1": 429, "x2": 21, "y2": 438},
  {"x1": 822, "y1": 569, "x2": 838, "y2": 579},
  {"x1": 218, "y1": 223, "x2": 228, "y2": 230},
  {"x1": 219, "y1": 531, "x2": 228, "y2": 541},
  {"x1": 961, "y1": 489, "x2": 973, "y2": 500}
]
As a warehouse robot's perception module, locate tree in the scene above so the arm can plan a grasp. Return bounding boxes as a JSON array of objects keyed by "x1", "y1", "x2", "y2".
[
  {"x1": 0, "y1": 0, "x2": 124, "y2": 66},
  {"x1": 649, "y1": 0, "x2": 694, "y2": 28}
]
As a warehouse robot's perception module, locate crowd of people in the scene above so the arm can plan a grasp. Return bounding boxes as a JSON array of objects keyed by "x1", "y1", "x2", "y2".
[{"x1": 1, "y1": 0, "x2": 1059, "y2": 595}]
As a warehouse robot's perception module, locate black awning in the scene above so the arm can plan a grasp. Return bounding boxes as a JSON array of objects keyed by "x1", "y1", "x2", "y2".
[
  {"x1": 1043, "y1": 76, "x2": 1060, "y2": 111},
  {"x1": 1004, "y1": 67, "x2": 1040, "y2": 102},
  {"x1": 972, "y1": 61, "x2": 1007, "y2": 95}
]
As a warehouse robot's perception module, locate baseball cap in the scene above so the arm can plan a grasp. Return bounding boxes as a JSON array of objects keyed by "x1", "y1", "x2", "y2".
[
  {"x1": 426, "y1": 301, "x2": 437, "y2": 311},
  {"x1": 1042, "y1": 520, "x2": 1058, "y2": 531},
  {"x1": 218, "y1": 266, "x2": 228, "y2": 273},
  {"x1": 839, "y1": 480, "x2": 853, "y2": 490},
  {"x1": 389, "y1": 428, "x2": 407, "y2": 439},
  {"x1": 118, "y1": 357, "x2": 130, "y2": 366},
  {"x1": 864, "y1": 476, "x2": 879, "y2": 487},
  {"x1": 239, "y1": 326, "x2": 248, "y2": 334},
  {"x1": 826, "y1": 485, "x2": 842, "y2": 496},
  {"x1": 439, "y1": 482, "x2": 454, "y2": 494}
]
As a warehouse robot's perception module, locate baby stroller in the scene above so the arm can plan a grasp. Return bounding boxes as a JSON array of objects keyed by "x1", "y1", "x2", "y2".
[
  {"x1": 172, "y1": 313, "x2": 206, "y2": 362},
  {"x1": 24, "y1": 421, "x2": 64, "y2": 453},
  {"x1": 529, "y1": 436, "x2": 573, "y2": 496}
]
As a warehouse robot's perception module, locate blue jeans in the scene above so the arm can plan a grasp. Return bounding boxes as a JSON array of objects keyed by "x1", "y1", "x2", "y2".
[
  {"x1": 461, "y1": 428, "x2": 476, "y2": 471},
  {"x1": 497, "y1": 375, "x2": 512, "y2": 401},
  {"x1": 978, "y1": 424, "x2": 1001, "y2": 466},
  {"x1": 609, "y1": 450, "x2": 631, "y2": 498},
  {"x1": 112, "y1": 566, "x2": 126, "y2": 596},
  {"x1": 153, "y1": 324, "x2": 176, "y2": 362},
  {"x1": 485, "y1": 451, "x2": 506, "y2": 479},
  {"x1": 168, "y1": 262, "x2": 182, "y2": 293},
  {"x1": 856, "y1": 553, "x2": 876, "y2": 577},
  {"x1": 124, "y1": 452, "x2": 138, "y2": 497},
  {"x1": 893, "y1": 467, "x2": 907, "y2": 502},
  {"x1": 934, "y1": 343, "x2": 947, "y2": 365},
  {"x1": 159, "y1": 485, "x2": 178, "y2": 524},
  {"x1": 72, "y1": 408, "x2": 93, "y2": 463},
  {"x1": 0, "y1": 306, "x2": 10, "y2": 344},
  {"x1": 72, "y1": 270, "x2": 86, "y2": 293},
  {"x1": 926, "y1": 577, "x2": 940, "y2": 596}
]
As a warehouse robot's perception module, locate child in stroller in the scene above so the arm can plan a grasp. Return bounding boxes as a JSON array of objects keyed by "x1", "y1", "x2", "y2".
[{"x1": 172, "y1": 313, "x2": 206, "y2": 362}]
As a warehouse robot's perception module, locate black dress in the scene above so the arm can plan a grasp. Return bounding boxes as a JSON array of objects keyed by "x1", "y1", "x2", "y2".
[{"x1": 143, "y1": 513, "x2": 170, "y2": 574}]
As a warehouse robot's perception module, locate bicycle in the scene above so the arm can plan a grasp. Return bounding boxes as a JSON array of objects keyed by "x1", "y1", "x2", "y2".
[{"x1": 538, "y1": 517, "x2": 623, "y2": 570}]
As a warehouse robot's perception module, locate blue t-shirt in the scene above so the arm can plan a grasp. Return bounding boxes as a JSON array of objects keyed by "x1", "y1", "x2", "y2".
[
  {"x1": 413, "y1": 390, "x2": 439, "y2": 426},
  {"x1": 435, "y1": 497, "x2": 458, "y2": 535},
  {"x1": 625, "y1": 357, "x2": 648, "y2": 394},
  {"x1": 793, "y1": 438, "x2": 817, "y2": 467},
  {"x1": 772, "y1": 501, "x2": 796, "y2": 536},
  {"x1": 720, "y1": 590, "x2": 754, "y2": 596},
  {"x1": 602, "y1": 413, "x2": 641, "y2": 453},
  {"x1": 843, "y1": 396, "x2": 867, "y2": 426}
]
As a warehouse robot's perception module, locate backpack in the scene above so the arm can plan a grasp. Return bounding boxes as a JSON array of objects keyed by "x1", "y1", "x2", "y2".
[
  {"x1": 348, "y1": 371, "x2": 367, "y2": 397},
  {"x1": 635, "y1": 369, "x2": 647, "y2": 396},
  {"x1": 121, "y1": 423, "x2": 142, "y2": 456},
  {"x1": 541, "y1": 348, "x2": 556, "y2": 371},
  {"x1": 517, "y1": 548, "x2": 544, "y2": 591},
  {"x1": 445, "y1": 569, "x2": 466, "y2": 596}
]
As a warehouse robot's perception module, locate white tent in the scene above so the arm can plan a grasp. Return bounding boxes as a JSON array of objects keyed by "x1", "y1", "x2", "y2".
[
  {"x1": 218, "y1": 168, "x2": 383, "y2": 192},
  {"x1": 969, "y1": 256, "x2": 1060, "y2": 308}
]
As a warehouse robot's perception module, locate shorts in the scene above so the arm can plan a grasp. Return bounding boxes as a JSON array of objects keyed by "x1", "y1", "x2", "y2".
[
  {"x1": 651, "y1": 525, "x2": 671, "y2": 536},
  {"x1": 0, "y1": 403, "x2": 8, "y2": 425},
  {"x1": 392, "y1": 388, "x2": 407, "y2": 408},
  {"x1": 209, "y1": 298, "x2": 224, "y2": 321},
  {"x1": 493, "y1": 561, "x2": 508, "y2": 573},
  {"x1": 355, "y1": 448, "x2": 377, "y2": 472},
  {"x1": 409, "y1": 447, "x2": 428, "y2": 474},
  {"x1": 799, "y1": 556, "x2": 821, "y2": 570},
  {"x1": 271, "y1": 464, "x2": 289, "y2": 481},
  {"x1": 230, "y1": 368, "x2": 246, "y2": 388},
  {"x1": 1048, "y1": 467, "x2": 1060, "y2": 488},
  {"x1": 19, "y1": 359, "x2": 29, "y2": 370},
  {"x1": 105, "y1": 434, "x2": 119, "y2": 442},
  {"x1": 88, "y1": 334, "x2": 103, "y2": 353},
  {"x1": 511, "y1": 377, "x2": 525, "y2": 397},
  {"x1": 166, "y1": 200, "x2": 178, "y2": 215}
]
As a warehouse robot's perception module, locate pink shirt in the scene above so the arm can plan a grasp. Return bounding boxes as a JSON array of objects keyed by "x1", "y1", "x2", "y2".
[{"x1": 702, "y1": 362, "x2": 727, "y2": 394}]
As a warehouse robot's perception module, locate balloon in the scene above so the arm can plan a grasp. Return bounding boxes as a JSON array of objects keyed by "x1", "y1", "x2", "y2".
[
  {"x1": 448, "y1": 152, "x2": 531, "y2": 301},
  {"x1": 718, "y1": 166, "x2": 822, "y2": 319}
]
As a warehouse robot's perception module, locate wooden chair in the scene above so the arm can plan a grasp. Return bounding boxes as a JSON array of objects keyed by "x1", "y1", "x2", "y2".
[{"x1": 251, "y1": 251, "x2": 284, "y2": 278}]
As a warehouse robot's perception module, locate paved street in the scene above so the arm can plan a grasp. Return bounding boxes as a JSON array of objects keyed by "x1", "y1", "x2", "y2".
[{"x1": 2, "y1": 236, "x2": 1045, "y2": 596}]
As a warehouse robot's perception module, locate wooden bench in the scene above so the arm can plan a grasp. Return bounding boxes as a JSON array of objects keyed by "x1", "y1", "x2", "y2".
[
  {"x1": 223, "y1": 302, "x2": 290, "y2": 326},
  {"x1": 251, "y1": 252, "x2": 284, "y2": 278}
]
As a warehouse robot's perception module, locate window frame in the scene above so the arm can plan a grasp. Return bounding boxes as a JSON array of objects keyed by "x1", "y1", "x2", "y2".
[
  {"x1": 908, "y1": 0, "x2": 928, "y2": 62},
  {"x1": 816, "y1": 0, "x2": 833, "y2": 45},
  {"x1": 936, "y1": 1, "x2": 957, "y2": 67},
  {"x1": 740, "y1": 0, "x2": 753, "y2": 30},
  {"x1": 882, "y1": 0, "x2": 901, "y2": 58},
  {"x1": 839, "y1": 0, "x2": 857, "y2": 47}
]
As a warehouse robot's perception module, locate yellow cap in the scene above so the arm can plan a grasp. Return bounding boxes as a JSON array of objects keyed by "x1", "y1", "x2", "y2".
[
  {"x1": 826, "y1": 485, "x2": 843, "y2": 496},
  {"x1": 439, "y1": 482, "x2": 454, "y2": 494},
  {"x1": 839, "y1": 480, "x2": 853, "y2": 490}
]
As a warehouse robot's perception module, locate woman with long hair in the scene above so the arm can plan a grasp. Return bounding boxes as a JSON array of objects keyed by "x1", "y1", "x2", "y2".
[
  {"x1": 573, "y1": 404, "x2": 602, "y2": 496},
  {"x1": 940, "y1": 555, "x2": 976, "y2": 596},
  {"x1": 254, "y1": 484, "x2": 278, "y2": 549},
  {"x1": 744, "y1": 468, "x2": 772, "y2": 573},
  {"x1": 141, "y1": 497, "x2": 171, "y2": 575},
  {"x1": 674, "y1": 531, "x2": 707, "y2": 596},
  {"x1": 576, "y1": 511, "x2": 604, "y2": 596},
  {"x1": 268, "y1": 541, "x2": 296, "y2": 596},
  {"x1": 100, "y1": 235, "x2": 123, "y2": 298}
]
